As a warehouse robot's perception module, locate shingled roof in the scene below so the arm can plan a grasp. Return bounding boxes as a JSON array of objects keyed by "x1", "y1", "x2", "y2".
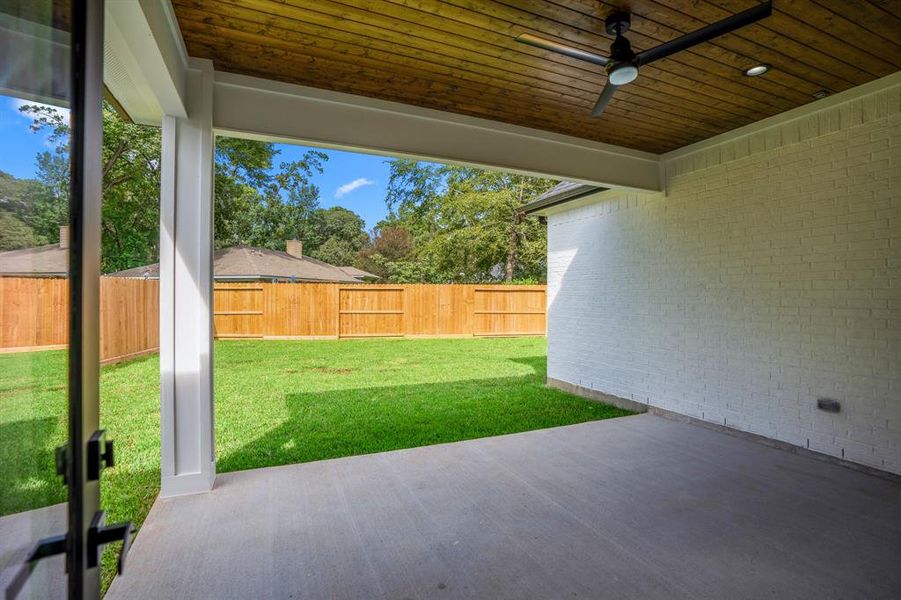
[
  {"x1": 521, "y1": 181, "x2": 605, "y2": 215},
  {"x1": 0, "y1": 244, "x2": 68, "y2": 276},
  {"x1": 338, "y1": 266, "x2": 380, "y2": 281},
  {"x1": 111, "y1": 245, "x2": 359, "y2": 283}
]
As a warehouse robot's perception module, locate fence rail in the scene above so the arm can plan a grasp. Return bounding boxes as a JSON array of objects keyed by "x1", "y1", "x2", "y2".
[
  {"x1": 214, "y1": 283, "x2": 547, "y2": 339},
  {"x1": 0, "y1": 278, "x2": 546, "y2": 362}
]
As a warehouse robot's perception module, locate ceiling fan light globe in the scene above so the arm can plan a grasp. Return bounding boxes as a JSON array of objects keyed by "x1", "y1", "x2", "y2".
[{"x1": 608, "y1": 64, "x2": 638, "y2": 85}]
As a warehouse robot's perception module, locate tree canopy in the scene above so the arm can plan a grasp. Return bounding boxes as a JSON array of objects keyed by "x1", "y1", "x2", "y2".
[
  {"x1": 363, "y1": 159, "x2": 555, "y2": 283},
  {"x1": 8, "y1": 103, "x2": 369, "y2": 273},
  {"x1": 3, "y1": 104, "x2": 554, "y2": 283}
]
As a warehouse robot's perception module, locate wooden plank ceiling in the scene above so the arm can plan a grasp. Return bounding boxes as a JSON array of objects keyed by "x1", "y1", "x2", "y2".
[{"x1": 171, "y1": 0, "x2": 901, "y2": 154}]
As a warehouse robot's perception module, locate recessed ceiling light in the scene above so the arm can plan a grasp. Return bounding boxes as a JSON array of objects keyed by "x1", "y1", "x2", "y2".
[
  {"x1": 813, "y1": 89, "x2": 830, "y2": 99},
  {"x1": 743, "y1": 64, "x2": 770, "y2": 77}
]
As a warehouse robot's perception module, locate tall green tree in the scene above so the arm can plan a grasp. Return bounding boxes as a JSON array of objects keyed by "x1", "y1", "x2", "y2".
[
  {"x1": 0, "y1": 170, "x2": 47, "y2": 250},
  {"x1": 19, "y1": 103, "x2": 353, "y2": 272},
  {"x1": 380, "y1": 160, "x2": 555, "y2": 282},
  {"x1": 213, "y1": 139, "x2": 329, "y2": 252},
  {"x1": 304, "y1": 207, "x2": 369, "y2": 266},
  {"x1": 356, "y1": 226, "x2": 419, "y2": 281},
  {"x1": 19, "y1": 102, "x2": 162, "y2": 271},
  {"x1": 0, "y1": 210, "x2": 43, "y2": 250}
]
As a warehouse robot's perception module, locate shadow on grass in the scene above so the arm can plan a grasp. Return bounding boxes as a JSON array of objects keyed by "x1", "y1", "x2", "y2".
[
  {"x1": 218, "y1": 364, "x2": 631, "y2": 474},
  {"x1": 0, "y1": 417, "x2": 65, "y2": 516},
  {"x1": 509, "y1": 355, "x2": 548, "y2": 376}
]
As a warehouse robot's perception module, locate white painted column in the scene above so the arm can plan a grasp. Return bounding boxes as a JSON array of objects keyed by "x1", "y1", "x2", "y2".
[{"x1": 160, "y1": 59, "x2": 215, "y2": 497}]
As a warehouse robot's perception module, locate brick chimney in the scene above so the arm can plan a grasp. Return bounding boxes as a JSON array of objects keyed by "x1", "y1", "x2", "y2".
[
  {"x1": 286, "y1": 239, "x2": 303, "y2": 258},
  {"x1": 59, "y1": 225, "x2": 70, "y2": 249}
]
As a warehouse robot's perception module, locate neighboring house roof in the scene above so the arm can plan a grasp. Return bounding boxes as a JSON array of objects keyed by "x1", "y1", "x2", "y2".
[
  {"x1": 0, "y1": 244, "x2": 68, "y2": 276},
  {"x1": 111, "y1": 245, "x2": 359, "y2": 283},
  {"x1": 521, "y1": 181, "x2": 606, "y2": 215},
  {"x1": 338, "y1": 266, "x2": 380, "y2": 281}
]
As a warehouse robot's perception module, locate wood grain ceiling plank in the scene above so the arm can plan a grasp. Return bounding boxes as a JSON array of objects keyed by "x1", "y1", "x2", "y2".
[
  {"x1": 178, "y1": 1, "x2": 729, "y2": 137},
  {"x1": 181, "y1": 26, "x2": 697, "y2": 151},
  {"x1": 550, "y1": 0, "x2": 865, "y2": 99},
  {"x1": 814, "y1": 0, "x2": 901, "y2": 46},
  {"x1": 177, "y1": 16, "x2": 702, "y2": 144},
  {"x1": 197, "y1": 25, "x2": 713, "y2": 148},
  {"x1": 192, "y1": 40, "x2": 681, "y2": 153},
  {"x1": 207, "y1": 0, "x2": 774, "y2": 127},
  {"x1": 412, "y1": 0, "x2": 805, "y2": 111},
  {"x1": 172, "y1": 0, "x2": 896, "y2": 154},
  {"x1": 218, "y1": 0, "x2": 749, "y2": 124},
  {"x1": 516, "y1": 0, "x2": 852, "y2": 102},
  {"x1": 779, "y1": 0, "x2": 901, "y2": 65},
  {"x1": 548, "y1": 0, "x2": 871, "y2": 92},
  {"x1": 703, "y1": 0, "x2": 901, "y2": 75},
  {"x1": 290, "y1": 0, "x2": 792, "y2": 120},
  {"x1": 813, "y1": 0, "x2": 901, "y2": 47}
]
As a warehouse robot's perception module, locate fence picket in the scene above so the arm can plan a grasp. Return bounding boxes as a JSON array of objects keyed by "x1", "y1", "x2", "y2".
[{"x1": 0, "y1": 278, "x2": 546, "y2": 361}]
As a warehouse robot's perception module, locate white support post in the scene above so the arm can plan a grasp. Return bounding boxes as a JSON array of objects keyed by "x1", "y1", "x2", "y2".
[{"x1": 159, "y1": 59, "x2": 215, "y2": 497}]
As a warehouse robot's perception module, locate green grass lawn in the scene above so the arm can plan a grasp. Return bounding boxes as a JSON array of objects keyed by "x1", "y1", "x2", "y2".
[{"x1": 0, "y1": 337, "x2": 630, "y2": 589}]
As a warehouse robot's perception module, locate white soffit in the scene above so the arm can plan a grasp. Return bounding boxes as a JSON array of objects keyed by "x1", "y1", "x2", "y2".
[{"x1": 104, "y1": 0, "x2": 188, "y2": 124}]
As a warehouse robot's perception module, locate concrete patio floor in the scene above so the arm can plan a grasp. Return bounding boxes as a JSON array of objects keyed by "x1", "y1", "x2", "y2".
[{"x1": 107, "y1": 414, "x2": 901, "y2": 599}]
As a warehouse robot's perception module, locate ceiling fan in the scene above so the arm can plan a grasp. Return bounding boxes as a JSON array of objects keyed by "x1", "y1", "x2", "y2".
[{"x1": 516, "y1": 1, "x2": 773, "y2": 117}]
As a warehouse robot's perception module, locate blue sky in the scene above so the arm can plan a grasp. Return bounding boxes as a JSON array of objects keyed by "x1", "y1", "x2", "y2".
[
  {"x1": 273, "y1": 143, "x2": 392, "y2": 230},
  {"x1": 1, "y1": 93, "x2": 393, "y2": 230},
  {"x1": 0, "y1": 94, "x2": 69, "y2": 178}
]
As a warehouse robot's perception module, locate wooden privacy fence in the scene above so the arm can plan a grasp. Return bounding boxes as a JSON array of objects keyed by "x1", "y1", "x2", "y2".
[
  {"x1": 213, "y1": 283, "x2": 547, "y2": 339},
  {"x1": 0, "y1": 276, "x2": 159, "y2": 363},
  {"x1": 0, "y1": 278, "x2": 545, "y2": 360}
]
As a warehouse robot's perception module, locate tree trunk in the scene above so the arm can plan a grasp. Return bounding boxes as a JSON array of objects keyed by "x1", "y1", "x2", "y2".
[{"x1": 505, "y1": 209, "x2": 522, "y2": 282}]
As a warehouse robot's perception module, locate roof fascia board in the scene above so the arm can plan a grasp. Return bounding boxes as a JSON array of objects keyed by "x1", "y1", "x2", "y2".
[
  {"x1": 211, "y1": 71, "x2": 661, "y2": 192},
  {"x1": 522, "y1": 185, "x2": 606, "y2": 215}
]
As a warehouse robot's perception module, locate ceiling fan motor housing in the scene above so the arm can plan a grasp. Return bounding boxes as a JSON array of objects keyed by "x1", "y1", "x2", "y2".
[
  {"x1": 604, "y1": 11, "x2": 631, "y2": 36},
  {"x1": 605, "y1": 12, "x2": 638, "y2": 85},
  {"x1": 605, "y1": 10, "x2": 638, "y2": 85}
]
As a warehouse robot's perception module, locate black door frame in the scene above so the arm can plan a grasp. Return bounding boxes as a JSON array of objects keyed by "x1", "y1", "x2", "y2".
[
  {"x1": 66, "y1": 0, "x2": 105, "y2": 596},
  {"x1": 2, "y1": 2, "x2": 130, "y2": 598}
]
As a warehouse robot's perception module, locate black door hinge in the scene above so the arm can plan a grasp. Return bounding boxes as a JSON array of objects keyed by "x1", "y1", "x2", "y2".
[{"x1": 87, "y1": 429, "x2": 114, "y2": 481}]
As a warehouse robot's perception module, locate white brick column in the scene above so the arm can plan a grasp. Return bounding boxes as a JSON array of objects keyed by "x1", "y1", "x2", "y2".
[{"x1": 159, "y1": 59, "x2": 215, "y2": 496}]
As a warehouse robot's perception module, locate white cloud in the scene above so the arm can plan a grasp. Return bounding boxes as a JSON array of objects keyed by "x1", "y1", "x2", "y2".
[
  {"x1": 8, "y1": 98, "x2": 70, "y2": 150},
  {"x1": 335, "y1": 177, "x2": 375, "y2": 199}
]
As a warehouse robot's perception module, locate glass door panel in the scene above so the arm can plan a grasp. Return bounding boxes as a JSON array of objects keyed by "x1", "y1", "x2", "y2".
[{"x1": 0, "y1": 1, "x2": 73, "y2": 598}]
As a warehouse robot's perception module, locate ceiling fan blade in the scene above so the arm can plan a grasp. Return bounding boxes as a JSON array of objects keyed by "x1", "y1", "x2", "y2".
[
  {"x1": 636, "y1": 1, "x2": 772, "y2": 66},
  {"x1": 591, "y1": 81, "x2": 618, "y2": 117},
  {"x1": 516, "y1": 33, "x2": 609, "y2": 67}
]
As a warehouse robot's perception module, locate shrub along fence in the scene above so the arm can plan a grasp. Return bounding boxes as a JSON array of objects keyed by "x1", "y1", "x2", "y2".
[{"x1": 0, "y1": 278, "x2": 546, "y2": 362}]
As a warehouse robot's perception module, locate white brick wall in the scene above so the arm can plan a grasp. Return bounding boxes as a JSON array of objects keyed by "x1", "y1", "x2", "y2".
[{"x1": 546, "y1": 81, "x2": 901, "y2": 474}]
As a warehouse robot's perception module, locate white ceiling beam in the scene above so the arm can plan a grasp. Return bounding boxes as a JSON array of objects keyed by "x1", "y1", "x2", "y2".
[{"x1": 212, "y1": 72, "x2": 661, "y2": 192}]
